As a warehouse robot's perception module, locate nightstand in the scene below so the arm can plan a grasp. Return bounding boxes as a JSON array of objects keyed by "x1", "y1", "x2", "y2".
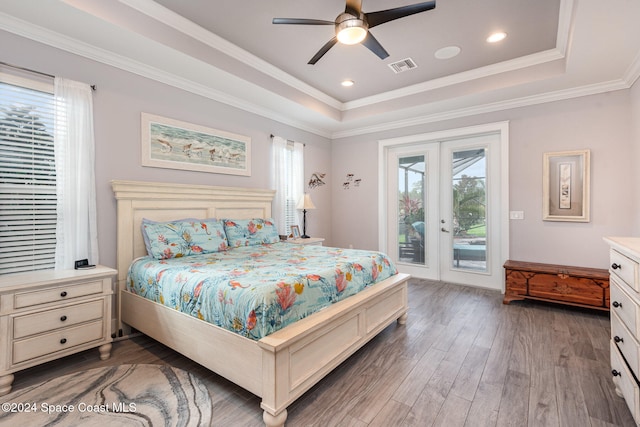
[
  {"x1": 0, "y1": 266, "x2": 116, "y2": 396},
  {"x1": 285, "y1": 237, "x2": 325, "y2": 246}
]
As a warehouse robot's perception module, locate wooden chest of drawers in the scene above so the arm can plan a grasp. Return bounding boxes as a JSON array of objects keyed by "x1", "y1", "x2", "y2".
[
  {"x1": 0, "y1": 266, "x2": 116, "y2": 396},
  {"x1": 605, "y1": 237, "x2": 640, "y2": 425},
  {"x1": 503, "y1": 260, "x2": 610, "y2": 310}
]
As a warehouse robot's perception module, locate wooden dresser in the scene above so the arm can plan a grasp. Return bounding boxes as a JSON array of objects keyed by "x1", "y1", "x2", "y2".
[
  {"x1": 503, "y1": 260, "x2": 609, "y2": 310},
  {"x1": 605, "y1": 237, "x2": 640, "y2": 424},
  {"x1": 0, "y1": 266, "x2": 115, "y2": 396}
]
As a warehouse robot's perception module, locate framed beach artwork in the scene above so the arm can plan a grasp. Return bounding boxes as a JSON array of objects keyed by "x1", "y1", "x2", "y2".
[
  {"x1": 543, "y1": 149, "x2": 590, "y2": 222},
  {"x1": 141, "y1": 113, "x2": 251, "y2": 176}
]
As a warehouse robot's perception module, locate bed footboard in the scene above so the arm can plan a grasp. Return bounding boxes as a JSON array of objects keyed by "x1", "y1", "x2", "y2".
[{"x1": 258, "y1": 273, "x2": 410, "y2": 426}]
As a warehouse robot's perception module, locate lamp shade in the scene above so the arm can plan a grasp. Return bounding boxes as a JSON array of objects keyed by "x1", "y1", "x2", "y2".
[{"x1": 296, "y1": 193, "x2": 316, "y2": 210}]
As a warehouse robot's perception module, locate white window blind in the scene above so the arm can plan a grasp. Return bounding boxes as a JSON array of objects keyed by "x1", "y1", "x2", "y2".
[{"x1": 0, "y1": 78, "x2": 56, "y2": 275}]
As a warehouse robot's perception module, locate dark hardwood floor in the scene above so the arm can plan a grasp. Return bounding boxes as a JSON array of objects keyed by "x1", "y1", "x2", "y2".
[{"x1": 8, "y1": 279, "x2": 635, "y2": 426}]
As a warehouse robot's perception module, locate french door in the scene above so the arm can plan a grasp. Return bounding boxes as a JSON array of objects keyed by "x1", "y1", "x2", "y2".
[{"x1": 381, "y1": 124, "x2": 507, "y2": 290}]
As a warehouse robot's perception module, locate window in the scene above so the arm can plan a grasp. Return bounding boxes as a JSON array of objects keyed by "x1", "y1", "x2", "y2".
[
  {"x1": 0, "y1": 75, "x2": 56, "y2": 275},
  {"x1": 271, "y1": 136, "x2": 304, "y2": 236}
]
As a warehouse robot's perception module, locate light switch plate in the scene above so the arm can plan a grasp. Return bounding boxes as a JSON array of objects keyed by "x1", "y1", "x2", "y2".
[{"x1": 509, "y1": 211, "x2": 524, "y2": 220}]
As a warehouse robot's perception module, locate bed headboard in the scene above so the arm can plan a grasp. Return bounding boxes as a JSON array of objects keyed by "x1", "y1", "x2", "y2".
[{"x1": 111, "y1": 180, "x2": 275, "y2": 331}]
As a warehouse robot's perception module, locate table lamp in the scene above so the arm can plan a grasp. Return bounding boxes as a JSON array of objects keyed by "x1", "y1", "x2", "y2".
[{"x1": 296, "y1": 193, "x2": 316, "y2": 238}]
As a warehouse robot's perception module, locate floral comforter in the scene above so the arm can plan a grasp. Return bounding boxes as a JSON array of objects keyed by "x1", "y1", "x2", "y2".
[{"x1": 126, "y1": 242, "x2": 398, "y2": 340}]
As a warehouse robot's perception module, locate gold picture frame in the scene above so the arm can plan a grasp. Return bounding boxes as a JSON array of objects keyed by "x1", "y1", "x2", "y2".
[
  {"x1": 543, "y1": 149, "x2": 590, "y2": 222},
  {"x1": 141, "y1": 113, "x2": 251, "y2": 176}
]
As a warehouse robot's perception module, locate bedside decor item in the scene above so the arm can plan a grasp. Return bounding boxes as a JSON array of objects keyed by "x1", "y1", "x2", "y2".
[
  {"x1": 296, "y1": 193, "x2": 316, "y2": 238},
  {"x1": 543, "y1": 149, "x2": 590, "y2": 222},
  {"x1": 141, "y1": 113, "x2": 251, "y2": 176},
  {"x1": 290, "y1": 225, "x2": 301, "y2": 239}
]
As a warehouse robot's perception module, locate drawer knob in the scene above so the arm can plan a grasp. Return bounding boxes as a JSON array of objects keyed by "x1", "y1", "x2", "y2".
[
  {"x1": 612, "y1": 369, "x2": 622, "y2": 377},
  {"x1": 60, "y1": 291, "x2": 68, "y2": 297},
  {"x1": 613, "y1": 301, "x2": 622, "y2": 308},
  {"x1": 60, "y1": 338, "x2": 67, "y2": 344},
  {"x1": 60, "y1": 315, "x2": 67, "y2": 322},
  {"x1": 612, "y1": 263, "x2": 621, "y2": 270},
  {"x1": 614, "y1": 336, "x2": 624, "y2": 344}
]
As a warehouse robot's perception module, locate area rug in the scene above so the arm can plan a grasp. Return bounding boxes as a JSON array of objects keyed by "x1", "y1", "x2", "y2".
[{"x1": 0, "y1": 364, "x2": 212, "y2": 426}]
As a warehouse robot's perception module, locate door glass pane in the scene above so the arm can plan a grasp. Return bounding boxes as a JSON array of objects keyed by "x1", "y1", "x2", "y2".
[
  {"x1": 451, "y1": 149, "x2": 487, "y2": 271},
  {"x1": 398, "y1": 155, "x2": 425, "y2": 265}
]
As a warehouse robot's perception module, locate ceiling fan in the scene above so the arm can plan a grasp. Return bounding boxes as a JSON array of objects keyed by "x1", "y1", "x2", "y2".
[{"x1": 273, "y1": 0, "x2": 436, "y2": 65}]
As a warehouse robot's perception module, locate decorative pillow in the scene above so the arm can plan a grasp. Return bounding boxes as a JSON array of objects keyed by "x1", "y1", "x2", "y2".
[
  {"x1": 142, "y1": 219, "x2": 228, "y2": 259},
  {"x1": 222, "y1": 218, "x2": 280, "y2": 247}
]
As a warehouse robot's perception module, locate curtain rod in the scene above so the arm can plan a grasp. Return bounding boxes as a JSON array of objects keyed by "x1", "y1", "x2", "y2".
[
  {"x1": 0, "y1": 61, "x2": 97, "y2": 91},
  {"x1": 269, "y1": 134, "x2": 305, "y2": 146}
]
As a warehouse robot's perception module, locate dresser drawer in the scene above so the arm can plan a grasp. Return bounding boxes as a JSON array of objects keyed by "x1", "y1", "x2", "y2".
[
  {"x1": 13, "y1": 299, "x2": 104, "y2": 339},
  {"x1": 611, "y1": 249, "x2": 640, "y2": 293},
  {"x1": 13, "y1": 280, "x2": 104, "y2": 309},
  {"x1": 12, "y1": 320, "x2": 104, "y2": 365},
  {"x1": 611, "y1": 278, "x2": 639, "y2": 335},
  {"x1": 611, "y1": 341, "x2": 640, "y2": 424},
  {"x1": 612, "y1": 311, "x2": 640, "y2": 377}
]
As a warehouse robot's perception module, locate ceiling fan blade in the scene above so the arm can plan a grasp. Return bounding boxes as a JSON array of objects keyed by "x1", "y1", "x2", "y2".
[
  {"x1": 308, "y1": 37, "x2": 339, "y2": 64},
  {"x1": 365, "y1": 1, "x2": 436, "y2": 28},
  {"x1": 345, "y1": 0, "x2": 363, "y2": 16},
  {"x1": 361, "y1": 32, "x2": 389, "y2": 60},
  {"x1": 272, "y1": 18, "x2": 334, "y2": 25}
]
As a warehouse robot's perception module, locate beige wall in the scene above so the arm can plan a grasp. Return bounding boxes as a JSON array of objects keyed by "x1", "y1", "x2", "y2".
[
  {"x1": 2, "y1": 30, "x2": 332, "y2": 269},
  {"x1": 332, "y1": 90, "x2": 635, "y2": 269},
  {"x1": 4, "y1": 29, "x2": 638, "y2": 271},
  {"x1": 631, "y1": 80, "x2": 640, "y2": 235}
]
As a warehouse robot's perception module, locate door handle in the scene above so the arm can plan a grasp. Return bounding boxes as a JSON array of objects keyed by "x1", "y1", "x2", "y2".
[{"x1": 441, "y1": 227, "x2": 450, "y2": 233}]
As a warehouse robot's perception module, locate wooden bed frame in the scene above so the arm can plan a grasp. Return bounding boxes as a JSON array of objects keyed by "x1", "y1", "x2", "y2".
[{"x1": 112, "y1": 180, "x2": 409, "y2": 426}]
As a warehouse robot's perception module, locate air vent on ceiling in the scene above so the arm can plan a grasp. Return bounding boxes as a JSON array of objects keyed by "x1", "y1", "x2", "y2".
[{"x1": 388, "y1": 58, "x2": 418, "y2": 74}]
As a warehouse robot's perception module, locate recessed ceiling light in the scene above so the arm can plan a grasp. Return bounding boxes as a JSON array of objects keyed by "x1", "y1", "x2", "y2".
[
  {"x1": 341, "y1": 79, "x2": 354, "y2": 87},
  {"x1": 487, "y1": 32, "x2": 507, "y2": 43},
  {"x1": 434, "y1": 46, "x2": 461, "y2": 60}
]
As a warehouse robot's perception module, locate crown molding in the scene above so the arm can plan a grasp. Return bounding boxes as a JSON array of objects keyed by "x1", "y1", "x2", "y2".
[
  {"x1": 332, "y1": 78, "x2": 631, "y2": 139},
  {"x1": 122, "y1": 0, "x2": 574, "y2": 114},
  {"x1": 623, "y1": 49, "x2": 640, "y2": 87},
  {"x1": 342, "y1": 49, "x2": 566, "y2": 111},
  {"x1": 1, "y1": 0, "x2": 634, "y2": 142},
  {"x1": 119, "y1": 0, "x2": 343, "y2": 110},
  {"x1": 0, "y1": 11, "x2": 333, "y2": 138}
]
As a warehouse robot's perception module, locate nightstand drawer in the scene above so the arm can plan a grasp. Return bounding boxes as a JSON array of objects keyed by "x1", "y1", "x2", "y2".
[
  {"x1": 13, "y1": 299, "x2": 104, "y2": 339},
  {"x1": 14, "y1": 280, "x2": 104, "y2": 309},
  {"x1": 611, "y1": 249, "x2": 640, "y2": 293},
  {"x1": 12, "y1": 320, "x2": 104, "y2": 364}
]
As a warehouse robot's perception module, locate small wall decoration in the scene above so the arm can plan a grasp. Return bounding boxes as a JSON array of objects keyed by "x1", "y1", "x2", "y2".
[
  {"x1": 543, "y1": 149, "x2": 590, "y2": 222},
  {"x1": 343, "y1": 173, "x2": 362, "y2": 189},
  {"x1": 141, "y1": 113, "x2": 251, "y2": 176},
  {"x1": 308, "y1": 172, "x2": 326, "y2": 189}
]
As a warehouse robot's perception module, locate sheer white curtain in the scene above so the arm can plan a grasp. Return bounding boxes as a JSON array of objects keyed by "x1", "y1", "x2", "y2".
[
  {"x1": 271, "y1": 136, "x2": 304, "y2": 236},
  {"x1": 54, "y1": 78, "x2": 99, "y2": 269}
]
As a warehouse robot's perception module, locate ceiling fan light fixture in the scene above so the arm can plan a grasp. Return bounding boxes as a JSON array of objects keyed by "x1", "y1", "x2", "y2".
[{"x1": 336, "y1": 13, "x2": 368, "y2": 45}]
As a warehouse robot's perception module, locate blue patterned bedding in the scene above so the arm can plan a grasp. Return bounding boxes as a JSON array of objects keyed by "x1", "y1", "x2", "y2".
[{"x1": 126, "y1": 242, "x2": 398, "y2": 340}]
